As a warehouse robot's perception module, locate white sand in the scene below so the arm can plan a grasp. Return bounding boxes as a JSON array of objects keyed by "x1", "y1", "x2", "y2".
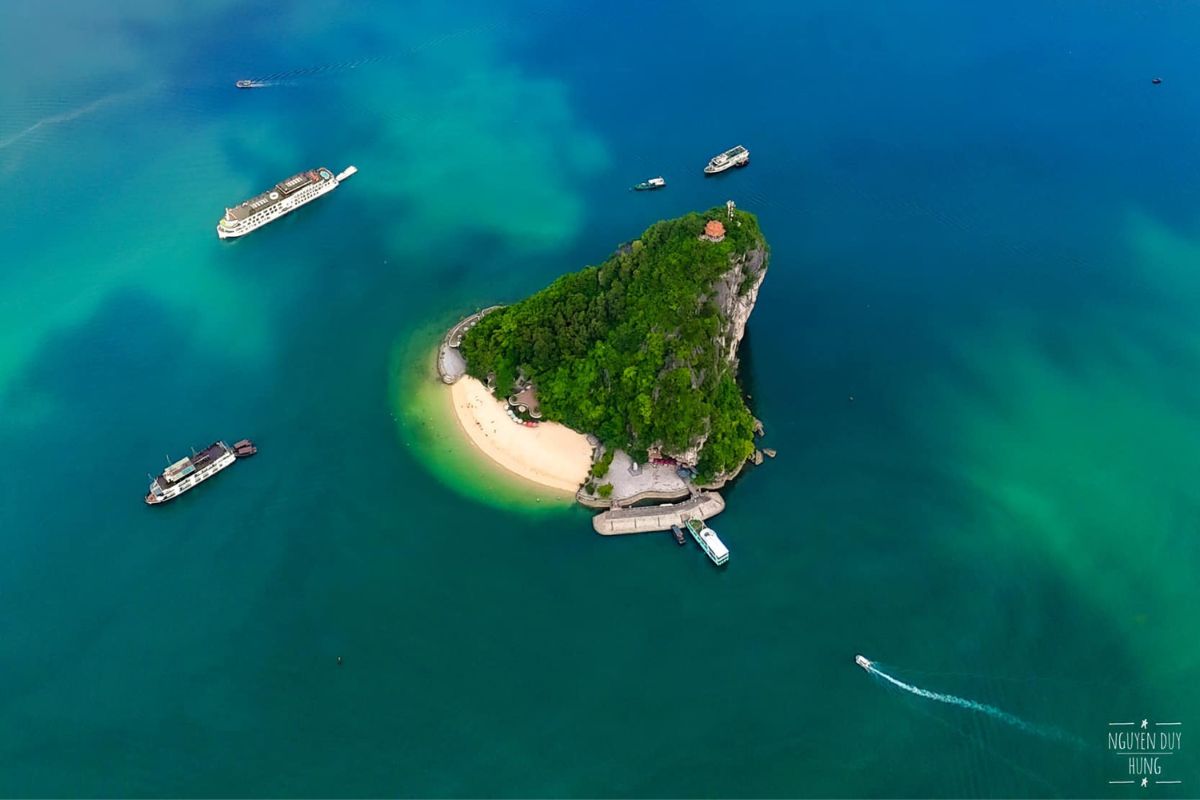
[{"x1": 448, "y1": 376, "x2": 593, "y2": 493}]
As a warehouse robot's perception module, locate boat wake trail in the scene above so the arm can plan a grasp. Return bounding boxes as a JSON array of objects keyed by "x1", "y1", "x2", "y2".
[
  {"x1": 0, "y1": 90, "x2": 141, "y2": 151},
  {"x1": 856, "y1": 655, "x2": 1083, "y2": 747},
  {"x1": 241, "y1": 17, "x2": 517, "y2": 86}
]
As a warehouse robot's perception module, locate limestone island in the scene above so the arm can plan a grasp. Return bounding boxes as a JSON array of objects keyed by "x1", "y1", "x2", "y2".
[{"x1": 438, "y1": 203, "x2": 770, "y2": 535}]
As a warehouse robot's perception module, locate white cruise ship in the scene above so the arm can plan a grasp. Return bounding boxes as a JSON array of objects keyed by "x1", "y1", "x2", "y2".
[
  {"x1": 216, "y1": 165, "x2": 355, "y2": 239},
  {"x1": 146, "y1": 442, "x2": 237, "y2": 505},
  {"x1": 703, "y1": 145, "x2": 749, "y2": 175}
]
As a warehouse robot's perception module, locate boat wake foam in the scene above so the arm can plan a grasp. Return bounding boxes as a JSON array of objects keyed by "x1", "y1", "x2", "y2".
[
  {"x1": 241, "y1": 18, "x2": 516, "y2": 86},
  {"x1": 860, "y1": 657, "x2": 1083, "y2": 747},
  {"x1": 0, "y1": 89, "x2": 143, "y2": 152}
]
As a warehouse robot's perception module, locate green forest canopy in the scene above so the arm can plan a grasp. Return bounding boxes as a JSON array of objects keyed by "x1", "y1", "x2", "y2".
[{"x1": 459, "y1": 208, "x2": 766, "y2": 480}]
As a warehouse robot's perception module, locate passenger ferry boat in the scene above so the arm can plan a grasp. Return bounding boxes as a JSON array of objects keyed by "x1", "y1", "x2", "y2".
[
  {"x1": 216, "y1": 165, "x2": 356, "y2": 239},
  {"x1": 686, "y1": 518, "x2": 729, "y2": 565},
  {"x1": 633, "y1": 176, "x2": 666, "y2": 191},
  {"x1": 146, "y1": 442, "x2": 237, "y2": 505},
  {"x1": 703, "y1": 145, "x2": 749, "y2": 175}
]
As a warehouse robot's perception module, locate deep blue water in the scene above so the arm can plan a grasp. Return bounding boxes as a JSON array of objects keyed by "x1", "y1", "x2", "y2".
[{"x1": 2, "y1": 0, "x2": 1199, "y2": 796}]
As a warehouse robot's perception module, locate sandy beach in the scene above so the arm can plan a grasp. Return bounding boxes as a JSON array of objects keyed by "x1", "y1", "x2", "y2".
[{"x1": 448, "y1": 376, "x2": 593, "y2": 493}]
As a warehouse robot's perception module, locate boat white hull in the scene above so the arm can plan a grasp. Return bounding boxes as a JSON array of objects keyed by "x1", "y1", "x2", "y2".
[
  {"x1": 703, "y1": 156, "x2": 749, "y2": 175},
  {"x1": 688, "y1": 522, "x2": 729, "y2": 565},
  {"x1": 216, "y1": 175, "x2": 341, "y2": 239},
  {"x1": 146, "y1": 450, "x2": 236, "y2": 504}
]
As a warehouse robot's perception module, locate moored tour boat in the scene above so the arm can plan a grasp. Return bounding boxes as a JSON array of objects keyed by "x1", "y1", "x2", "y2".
[
  {"x1": 686, "y1": 518, "x2": 729, "y2": 565},
  {"x1": 146, "y1": 441, "x2": 238, "y2": 505}
]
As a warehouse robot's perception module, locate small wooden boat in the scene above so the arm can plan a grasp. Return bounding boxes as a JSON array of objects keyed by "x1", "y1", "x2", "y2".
[
  {"x1": 232, "y1": 439, "x2": 258, "y2": 457},
  {"x1": 633, "y1": 177, "x2": 666, "y2": 191},
  {"x1": 671, "y1": 524, "x2": 687, "y2": 546}
]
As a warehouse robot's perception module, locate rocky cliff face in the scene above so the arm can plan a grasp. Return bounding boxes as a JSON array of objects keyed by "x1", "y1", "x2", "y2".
[
  {"x1": 662, "y1": 244, "x2": 769, "y2": 468},
  {"x1": 712, "y1": 244, "x2": 769, "y2": 370}
]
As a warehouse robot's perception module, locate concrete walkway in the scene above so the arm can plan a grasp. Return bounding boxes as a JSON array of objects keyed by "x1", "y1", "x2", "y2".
[
  {"x1": 604, "y1": 450, "x2": 689, "y2": 503},
  {"x1": 437, "y1": 306, "x2": 502, "y2": 384},
  {"x1": 592, "y1": 492, "x2": 725, "y2": 535}
]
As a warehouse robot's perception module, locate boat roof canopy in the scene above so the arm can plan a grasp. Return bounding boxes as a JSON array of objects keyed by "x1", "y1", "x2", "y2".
[
  {"x1": 164, "y1": 456, "x2": 193, "y2": 477},
  {"x1": 225, "y1": 169, "x2": 330, "y2": 221},
  {"x1": 277, "y1": 171, "x2": 315, "y2": 195},
  {"x1": 701, "y1": 528, "x2": 729, "y2": 559}
]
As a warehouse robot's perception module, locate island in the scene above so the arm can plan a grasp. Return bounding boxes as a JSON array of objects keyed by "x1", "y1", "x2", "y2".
[{"x1": 438, "y1": 203, "x2": 770, "y2": 533}]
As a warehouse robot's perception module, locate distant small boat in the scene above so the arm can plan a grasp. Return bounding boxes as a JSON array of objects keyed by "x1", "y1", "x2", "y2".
[
  {"x1": 671, "y1": 524, "x2": 687, "y2": 546},
  {"x1": 235, "y1": 80, "x2": 265, "y2": 89},
  {"x1": 1152, "y1": 77, "x2": 1163, "y2": 85},
  {"x1": 633, "y1": 176, "x2": 666, "y2": 191}
]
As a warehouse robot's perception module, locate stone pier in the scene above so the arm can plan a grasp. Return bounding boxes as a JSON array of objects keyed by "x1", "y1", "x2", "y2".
[{"x1": 591, "y1": 492, "x2": 725, "y2": 535}]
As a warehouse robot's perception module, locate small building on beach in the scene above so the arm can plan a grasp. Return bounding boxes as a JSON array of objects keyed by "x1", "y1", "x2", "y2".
[{"x1": 509, "y1": 384, "x2": 543, "y2": 419}]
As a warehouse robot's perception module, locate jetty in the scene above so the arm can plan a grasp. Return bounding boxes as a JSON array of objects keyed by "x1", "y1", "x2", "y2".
[
  {"x1": 591, "y1": 492, "x2": 725, "y2": 535},
  {"x1": 438, "y1": 306, "x2": 502, "y2": 384}
]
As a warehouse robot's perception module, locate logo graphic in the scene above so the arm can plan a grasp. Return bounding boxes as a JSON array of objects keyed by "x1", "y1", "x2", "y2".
[{"x1": 1108, "y1": 720, "x2": 1183, "y2": 788}]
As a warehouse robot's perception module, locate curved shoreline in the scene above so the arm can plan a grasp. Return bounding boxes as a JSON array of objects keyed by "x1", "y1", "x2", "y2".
[{"x1": 447, "y1": 375, "x2": 593, "y2": 494}]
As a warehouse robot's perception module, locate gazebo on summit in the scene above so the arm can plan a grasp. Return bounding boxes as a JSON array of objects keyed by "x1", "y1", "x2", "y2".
[{"x1": 700, "y1": 219, "x2": 726, "y2": 243}]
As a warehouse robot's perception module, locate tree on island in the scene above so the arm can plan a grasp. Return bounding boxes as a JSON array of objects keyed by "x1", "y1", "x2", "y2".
[{"x1": 459, "y1": 208, "x2": 767, "y2": 482}]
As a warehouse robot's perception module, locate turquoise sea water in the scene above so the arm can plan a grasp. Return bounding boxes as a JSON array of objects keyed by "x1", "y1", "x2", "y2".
[{"x1": 3, "y1": 1, "x2": 1200, "y2": 795}]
